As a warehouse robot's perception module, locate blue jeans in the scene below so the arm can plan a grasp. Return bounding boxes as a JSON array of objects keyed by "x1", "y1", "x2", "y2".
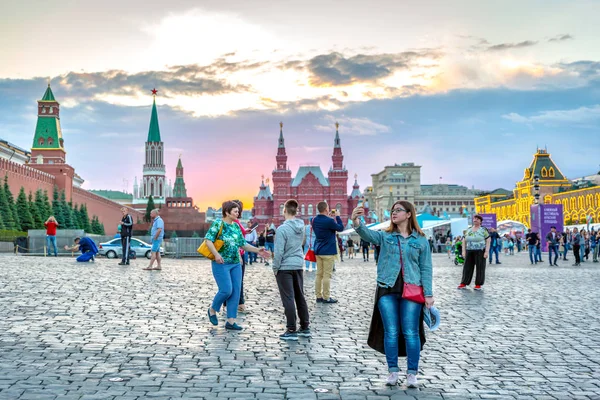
[
  {"x1": 535, "y1": 246, "x2": 542, "y2": 262},
  {"x1": 377, "y1": 294, "x2": 421, "y2": 374},
  {"x1": 580, "y1": 244, "x2": 585, "y2": 261},
  {"x1": 490, "y1": 245, "x2": 500, "y2": 263},
  {"x1": 211, "y1": 262, "x2": 242, "y2": 319},
  {"x1": 548, "y1": 245, "x2": 559, "y2": 265},
  {"x1": 46, "y1": 235, "x2": 58, "y2": 256},
  {"x1": 265, "y1": 242, "x2": 274, "y2": 253},
  {"x1": 528, "y1": 245, "x2": 536, "y2": 263}
]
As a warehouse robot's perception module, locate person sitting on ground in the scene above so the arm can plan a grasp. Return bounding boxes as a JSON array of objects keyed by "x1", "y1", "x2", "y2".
[{"x1": 64, "y1": 237, "x2": 98, "y2": 262}]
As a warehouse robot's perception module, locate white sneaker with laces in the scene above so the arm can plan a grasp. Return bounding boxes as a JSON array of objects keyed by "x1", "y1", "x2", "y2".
[
  {"x1": 406, "y1": 373, "x2": 418, "y2": 388},
  {"x1": 386, "y1": 372, "x2": 399, "y2": 386}
]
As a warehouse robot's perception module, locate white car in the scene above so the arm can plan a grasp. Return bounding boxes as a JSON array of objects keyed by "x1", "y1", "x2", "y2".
[{"x1": 98, "y1": 238, "x2": 165, "y2": 259}]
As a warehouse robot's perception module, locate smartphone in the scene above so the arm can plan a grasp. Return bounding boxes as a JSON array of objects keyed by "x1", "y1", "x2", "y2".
[{"x1": 249, "y1": 222, "x2": 259, "y2": 232}]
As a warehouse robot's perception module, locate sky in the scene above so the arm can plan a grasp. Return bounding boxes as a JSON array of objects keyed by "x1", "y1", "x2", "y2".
[{"x1": 1, "y1": 0, "x2": 599, "y2": 211}]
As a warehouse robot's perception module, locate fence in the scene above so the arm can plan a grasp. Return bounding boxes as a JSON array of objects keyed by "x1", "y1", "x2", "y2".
[{"x1": 173, "y1": 237, "x2": 204, "y2": 258}]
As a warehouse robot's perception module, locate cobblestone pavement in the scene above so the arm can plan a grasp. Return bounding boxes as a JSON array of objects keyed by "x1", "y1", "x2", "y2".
[{"x1": 1, "y1": 250, "x2": 599, "y2": 400}]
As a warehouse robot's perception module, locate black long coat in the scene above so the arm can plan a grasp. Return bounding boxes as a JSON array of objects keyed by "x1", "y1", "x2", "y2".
[{"x1": 367, "y1": 286, "x2": 427, "y2": 355}]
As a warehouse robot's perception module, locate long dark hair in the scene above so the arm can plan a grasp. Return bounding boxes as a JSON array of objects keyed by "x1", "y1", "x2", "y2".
[{"x1": 385, "y1": 200, "x2": 424, "y2": 236}]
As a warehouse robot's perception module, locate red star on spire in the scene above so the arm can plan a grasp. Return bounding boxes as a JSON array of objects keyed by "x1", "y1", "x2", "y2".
[{"x1": 151, "y1": 88, "x2": 158, "y2": 96}]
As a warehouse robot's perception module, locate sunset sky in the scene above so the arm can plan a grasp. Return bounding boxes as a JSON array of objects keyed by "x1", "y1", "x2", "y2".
[{"x1": 1, "y1": 0, "x2": 599, "y2": 210}]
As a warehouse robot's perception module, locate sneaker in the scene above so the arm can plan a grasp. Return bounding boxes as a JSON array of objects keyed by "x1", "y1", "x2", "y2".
[
  {"x1": 118, "y1": 262, "x2": 127, "y2": 265},
  {"x1": 322, "y1": 298, "x2": 338, "y2": 304},
  {"x1": 457, "y1": 284, "x2": 467, "y2": 289},
  {"x1": 297, "y1": 328, "x2": 311, "y2": 337},
  {"x1": 496, "y1": 262, "x2": 502, "y2": 264},
  {"x1": 279, "y1": 330, "x2": 298, "y2": 341},
  {"x1": 386, "y1": 372, "x2": 399, "y2": 386},
  {"x1": 474, "y1": 285, "x2": 482, "y2": 290},
  {"x1": 265, "y1": 262, "x2": 270, "y2": 266},
  {"x1": 406, "y1": 374, "x2": 418, "y2": 388},
  {"x1": 316, "y1": 298, "x2": 324, "y2": 303}
]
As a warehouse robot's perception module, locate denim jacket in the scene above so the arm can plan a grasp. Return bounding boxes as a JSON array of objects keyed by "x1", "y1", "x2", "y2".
[{"x1": 355, "y1": 222, "x2": 433, "y2": 297}]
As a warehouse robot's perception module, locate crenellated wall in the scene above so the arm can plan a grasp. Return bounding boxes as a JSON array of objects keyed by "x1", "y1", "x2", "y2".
[{"x1": 0, "y1": 158, "x2": 56, "y2": 197}]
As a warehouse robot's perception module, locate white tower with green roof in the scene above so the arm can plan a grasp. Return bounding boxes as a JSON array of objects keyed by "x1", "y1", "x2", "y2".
[
  {"x1": 31, "y1": 84, "x2": 66, "y2": 164},
  {"x1": 134, "y1": 89, "x2": 166, "y2": 205}
]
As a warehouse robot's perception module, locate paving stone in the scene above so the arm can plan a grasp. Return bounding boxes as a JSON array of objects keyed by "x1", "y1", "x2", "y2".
[{"x1": 1, "y1": 253, "x2": 600, "y2": 399}]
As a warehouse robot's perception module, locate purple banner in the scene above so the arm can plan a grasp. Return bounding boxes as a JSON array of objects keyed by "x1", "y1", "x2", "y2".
[
  {"x1": 540, "y1": 204, "x2": 564, "y2": 252},
  {"x1": 530, "y1": 205, "x2": 541, "y2": 233},
  {"x1": 479, "y1": 213, "x2": 497, "y2": 229}
]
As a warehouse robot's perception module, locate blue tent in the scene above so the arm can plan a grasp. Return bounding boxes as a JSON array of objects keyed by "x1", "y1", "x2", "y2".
[{"x1": 416, "y1": 213, "x2": 443, "y2": 228}]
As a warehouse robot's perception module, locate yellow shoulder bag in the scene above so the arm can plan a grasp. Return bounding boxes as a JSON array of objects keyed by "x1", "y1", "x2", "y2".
[{"x1": 197, "y1": 222, "x2": 224, "y2": 259}]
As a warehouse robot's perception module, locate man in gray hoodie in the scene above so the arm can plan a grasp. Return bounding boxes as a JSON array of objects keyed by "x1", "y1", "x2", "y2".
[{"x1": 273, "y1": 199, "x2": 311, "y2": 341}]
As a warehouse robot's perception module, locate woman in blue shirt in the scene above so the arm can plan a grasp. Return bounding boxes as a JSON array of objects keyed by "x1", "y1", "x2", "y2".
[{"x1": 352, "y1": 201, "x2": 433, "y2": 388}]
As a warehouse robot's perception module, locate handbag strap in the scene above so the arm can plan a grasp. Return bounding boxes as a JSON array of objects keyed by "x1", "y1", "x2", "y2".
[
  {"x1": 395, "y1": 236, "x2": 405, "y2": 278},
  {"x1": 216, "y1": 221, "x2": 224, "y2": 240},
  {"x1": 308, "y1": 222, "x2": 313, "y2": 249}
]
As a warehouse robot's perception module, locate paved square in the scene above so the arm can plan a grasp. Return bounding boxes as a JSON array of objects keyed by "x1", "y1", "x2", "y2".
[{"x1": 1, "y1": 251, "x2": 599, "y2": 399}]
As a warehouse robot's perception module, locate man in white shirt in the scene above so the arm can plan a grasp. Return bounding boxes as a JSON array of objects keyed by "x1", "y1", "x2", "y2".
[{"x1": 244, "y1": 221, "x2": 258, "y2": 265}]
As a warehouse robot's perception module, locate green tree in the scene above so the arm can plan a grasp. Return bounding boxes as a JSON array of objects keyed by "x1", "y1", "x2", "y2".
[
  {"x1": 29, "y1": 191, "x2": 43, "y2": 229},
  {"x1": 72, "y1": 203, "x2": 83, "y2": 229},
  {"x1": 170, "y1": 231, "x2": 178, "y2": 239},
  {"x1": 59, "y1": 190, "x2": 74, "y2": 229},
  {"x1": 79, "y1": 204, "x2": 91, "y2": 232},
  {"x1": 0, "y1": 180, "x2": 16, "y2": 230},
  {"x1": 0, "y1": 211, "x2": 5, "y2": 230},
  {"x1": 4, "y1": 176, "x2": 20, "y2": 229},
  {"x1": 15, "y1": 187, "x2": 35, "y2": 231},
  {"x1": 191, "y1": 231, "x2": 199, "y2": 238},
  {"x1": 66, "y1": 201, "x2": 78, "y2": 229},
  {"x1": 52, "y1": 185, "x2": 65, "y2": 226},
  {"x1": 90, "y1": 215, "x2": 104, "y2": 234},
  {"x1": 144, "y1": 196, "x2": 155, "y2": 222},
  {"x1": 42, "y1": 189, "x2": 52, "y2": 220}
]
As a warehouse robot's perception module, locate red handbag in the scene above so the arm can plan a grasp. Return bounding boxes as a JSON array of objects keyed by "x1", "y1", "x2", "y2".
[
  {"x1": 304, "y1": 224, "x2": 317, "y2": 262},
  {"x1": 396, "y1": 237, "x2": 425, "y2": 304}
]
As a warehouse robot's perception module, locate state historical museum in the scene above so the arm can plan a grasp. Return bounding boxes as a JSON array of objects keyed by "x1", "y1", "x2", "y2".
[{"x1": 252, "y1": 123, "x2": 362, "y2": 225}]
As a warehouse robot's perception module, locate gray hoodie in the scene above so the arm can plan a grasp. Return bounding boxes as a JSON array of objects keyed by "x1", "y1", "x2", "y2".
[{"x1": 273, "y1": 218, "x2": 305, "y2": 272}]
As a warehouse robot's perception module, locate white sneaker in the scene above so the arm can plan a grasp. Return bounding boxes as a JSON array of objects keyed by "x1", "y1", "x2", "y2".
[
  {"x1": 385, "y1": 372, "x2": 399, "y2": 386},
  {"x1": 406, "y1": 373, "x2": 418, "y2": 388}
]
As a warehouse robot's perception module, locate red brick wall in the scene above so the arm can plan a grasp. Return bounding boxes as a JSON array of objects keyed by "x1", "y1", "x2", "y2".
[
  {"x1": 0, "y1": 158, "x2": 55, "y2": 196},
  {"x1": 72, "y1": 187, "x2": 143, "y2": 235}
]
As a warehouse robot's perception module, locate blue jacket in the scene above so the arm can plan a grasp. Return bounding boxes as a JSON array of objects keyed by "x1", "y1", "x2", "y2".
[
  {"x1": 355, "y1": 222, "x2": 433, "y2": 297},
  {"x1": 79, "y1": 237, "x2": 98, "y2": 254},
  {"x1": 312, "y1": 214, "x2": 344, "y2": 255}
]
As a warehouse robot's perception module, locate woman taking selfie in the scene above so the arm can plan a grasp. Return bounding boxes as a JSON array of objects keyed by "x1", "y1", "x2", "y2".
[{"x1": 352, "y1": 201, "x2": 433, "y2": 388}]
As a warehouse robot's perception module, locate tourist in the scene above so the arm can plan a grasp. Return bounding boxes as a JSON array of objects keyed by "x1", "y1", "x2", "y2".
[
  {"x1": 258, "y1": 230, "x2": 266, "y2": 263},
  {"x1": 535, "y1": 234, "x2": 543, "y2": 263},
  {"x1": 119, "y1": 207, "x2": 134, "y2": 266},
  {"x1": 361, "y1": 238, "x2": 371, "y2": 262},
  {"x1": 445, "y1": 237, "x2": 452, "y2": 259},
  {"x1": 571, "y1": 227, "x2": 581, "y2": 266},
  {"x1": 244, "y1": 221, "x2": 258, "y2": 265},
  {"x1": 144, "y1": 209, "x2": 164, "y2": 271},
  {"x1": 525, "y1": 229, "x2": 539, "y2": 265},
  {"x1": 64, "y1": 236, "x2": 98, "y2": 262},
  {"x1": 44, "y1": 216, "x2": 58, "y2": 257},
  {"x1": 592, "y1": 231, "x2": 600, "y2": 263},
  {"x1": 313, "y1": 201, "x2": 344, "y2": 304},
  {"x1": 337, "y1": 233, "x2": 344, "y2": 263},
  {"x1": 272, "y1": 199, "x2": 310, "y2": 341},
  {"x1": 206, "y1": 201, "x2": 271, "y2": 330},
  {"x1": 231, "y1": 200, "x2": 250, "y2": 312},
  {"x1": 545, "y1": 226, "x2": 560, "y2": 266},
  {"x1": 347, "y1": 237, "x2": 355, "y2": 259},
  {"x1": 457, "y1": 215, "x2": 490, "y2": 290},
  {"x1": 351, "y1": 201, "x2": 433, "y2": 388},
  {"x1": 488, "y1": 227, "x2": 501, "y2": 264},
  {"x1": 265, "y1": 222, "x2": 276, "y2": 266},
  {"x1": 303, "y1": 218, "x2": 316, "y2": 271},
  {"x1": 583, "y1": 230, "x2": 590, "y2": 261},
  {"x1": 579, "y1": 229, "x2": 587, "y2": 263}
]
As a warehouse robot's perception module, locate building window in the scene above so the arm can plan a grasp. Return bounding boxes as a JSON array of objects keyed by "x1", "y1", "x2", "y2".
[
  {"x1": 47, "y1": 137, "x2": 53, "y2": 146},
  {"x1": 49, "y1": 107, "x2": 53, "y2": 113},
  {"x1": 38, "y1": 138, "x2": 45, "y2": 145},
  {"x1": 36, "y1": 155, "x2": 43, "y2": 164},
  {"x1": 280, "y1": 204, "x2": 284, "y2": 216},
  {"x1": 301, "y1": 204, "x2": 305, "y2": 215},
  {"x1": 549, "y1": 167, "x2": 555, "y2": 177},
  {"x1": 42, "y1": 107, "x2": 46, "y2": 114},
  {"x1": 308, "y1": 204, "x2": 313, "y2": 215}
]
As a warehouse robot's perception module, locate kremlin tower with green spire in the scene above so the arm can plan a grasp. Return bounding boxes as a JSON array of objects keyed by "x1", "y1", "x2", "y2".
[{"x1": 133, "y1": 89, "x2": 172, "y2": 205}]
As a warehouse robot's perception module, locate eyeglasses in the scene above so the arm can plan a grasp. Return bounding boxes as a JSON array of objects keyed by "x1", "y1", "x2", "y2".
[{"x1": 391, "y1": 208, "x2": 407, "y2": 214}]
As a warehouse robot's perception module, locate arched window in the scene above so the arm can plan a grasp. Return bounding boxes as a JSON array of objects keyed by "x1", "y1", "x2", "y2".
[
  {"x1": 47, "y1": 137, "x2": 53, "y2": 146},
  {"x1": 36, "y1": 155, "x2": 43, "y2": 164},
  {"x1": 308, "y1": 204, "x2": 313, "y2": 215},
  {"x1": 42, "y1": 107, "x2": 46, "y2": 114},
  {"x1": 301, "y1": 204, "x2": 305, "y2": 215},
  {"x1": 541, "y1": 167, "x2": 548, "y2": 178},
  {"x1": 549, "y1": 167, "x2": 555, "y2": 177},
  {"x1": 336, "y1": 203, "x2": 342, "y2": 213},
  {"x1": 150, "y1": 182, "x2": 154, "y2": 197},
  {"x1": 38, "y1": 137, "x2": 45, "y2": 146},
  {"x1": 280, "y1": 204, "x2": 284, "y2": 215},
  {"x1": 159, "y1": 182, "x2": 163, "y2": 197},
  {"x1": 49, "y1": 107, "x2": 53, "y2": 113}
]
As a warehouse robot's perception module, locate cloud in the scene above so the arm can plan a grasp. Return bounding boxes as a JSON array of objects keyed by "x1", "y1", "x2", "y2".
[
  {"x1": 315, "y1": 115, "x2": 391, "y2": 136},
  {"x1": 548, "y1": 34, "x2": 574, "y2": 42},
  {"x1": 303, "y1": 50, "x2": 441, "y2": 87},
  {"x1": 503, "y1": 105, "x2": 600, "y2": 125},
  {"x1": 486, "y1": 40, "x2": 538, "y2": 52}
]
